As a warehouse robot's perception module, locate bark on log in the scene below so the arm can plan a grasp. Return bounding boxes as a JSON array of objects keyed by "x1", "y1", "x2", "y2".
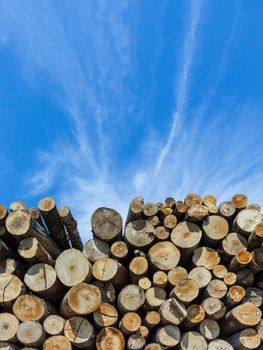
[
  {"x1": 43, "y1": 315, "x2": 65, "y2": 336},
  {"x1": 179, "y1": 331, "x2": 207, "y2": 350},
  {"x1": 83, "y1": 238, "x2": 110, "y2": 263},
  {"x1": 0, "y1": 240, "x2": 19, "y2": 260},
  {"x1": 218, "y1": 201, "x2": 236, "y2": 221},
  {"x1": 231, "y1": 194, "x2": 248, "y2": 211},
  {"x1": 236, "y1": 269, "x2": 254, "y2": 287},
  {"x1": 126, "y1": 197, "x2": 145, "y2": 225},
  {"x1": 0, "y1": 259, "x2": 26, "y2": 279},
  {"x1": 165, "y1": 197, "x2": 175, "y2": 208},
  {"x1": 234, "y1": 209, "x2": 262, "y2": 237},
  {"x1": 120, "y1": 312, "x2": 141, "y2": 334},
  {"x1": 93, "y1": 302, "x2": 118, "y2": 327},
  {"x1": 188, "y1": 267, "x2": 212, "y2": 289},
  {"x1": 93, "y1": 281, "x2": 115, "y2": 303},
  {"x1": 0, "y1": 205, "x2": 8, "y2": 224},
  {"x1": 17, "y1": 321, "x2": 45, "y2": 347},
  {"x1": 118, "y1": 284, "x2": 145, "y2": 313},
  {"x1": 38, "y1": 197, "x2": 69, "y2": 249},
  {"x1": 28, "y1": 208, "x2": 45, "y2": 227},
  {"x1": 96, "y1": 327, "x2": 125, "y2": 350},
  {"x1": 202, "y1": 215, "x2": 229, "y2": 247},
  {"x1": 111, "y1": 241, "x2": 129, "y2": 262},
  {"x1": 18, "y1": 237, "x2": 54, "y2": 265},
  {"x1": 148, "y1": 242, "x2": 180, "y2": 271},
  {"x1": 174, "y1": 201, "x2": 188, "y2": 219},
  {"x1": 226, "y1": 328, "x2": 261, "y2": 350},
  {"x1": 199, "y1": 319, "x2": 220, "y2": 340},
  {"x1": 170, "y1": 279, "x2": 199, "y2": 305},
  {"x1": 242, "y1": 287, "x2": 263, "y2": 307},
  {"x1": 167, "y1": 266, "x2": 188, "y2": 288},
  {"x1": 43, "y1": 335, "x2": 72, "y2": 350},
  {"x1": 144, "y1": 287, "x2": 167, "y2": 310},
  {"x1": 201, "y1": 297, "x2": 226, "y2": 320},
  {"x1": 228, "y1": 250, "x2": 252, "y2": 272},
  {"x1": 159, "y1": 298, "x2": 187, "y2": 325},
  {"x1": 249, "y1": 247, "x2": 263, "y2": 274},
  {"x1": 154, "y1": 325, "x2": 181, "y2": 348},
  {"x1": 0, "y1": 343, "x2": 20, "y2": 350},
  {"x1": 221, "y1": 232, "x2": 247, "y2": 261},
  {"x1": 0, "y1": 313, "x2": 19, "y2": 342},
  {"x1": 184, "y1": 304, "x2": 205, "y2": 328},
  {"x1": 64, "y1": 316, "x2": 95, "y2": 348},
  {"x1": 192, "y1": 247, "x2": 220, "y2": 270},
  {"x1": 91, "y1": 207, "x2": 123, "y2": 242},
  {"x1": 0, "y1": 273, "x2": 25, "y2": 310},
  {"x1": 125, "y1": 220, "x2": 155, "y2": 249},
  {"x1": 248, "y1": 223, "x2": 263, "y2": 250},
  {"x1": 129, "y1": 256, "x2": 148, "y2": 283},
  {"x1": 92, "y1": 258, "x2": 128, "y2": 289},
  {"x1": 143, "y1": 311, "x2": 161, "y2": 329},
  {"x1": 58, "y1": 205, "x2": 83, "y2": 250}
]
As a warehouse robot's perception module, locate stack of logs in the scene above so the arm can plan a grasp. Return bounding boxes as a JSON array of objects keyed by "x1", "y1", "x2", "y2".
[{"x1": 0, "y1": 194, "x2": 263, "y2": 349}]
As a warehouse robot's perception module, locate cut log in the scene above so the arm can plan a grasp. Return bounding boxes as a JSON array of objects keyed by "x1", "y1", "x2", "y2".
[
  {"x1": 18, "y1": 237, "x2": 54, "y2": 265},
  {"x1": 91, "y1": 207, "x2": 123, "y2": 242},
  {"x1": 152, "y1": 271, "x2": 167, "y2": 288},
  {"x1": 154, "y1": 226, "x2": 170, "y2": 241},
  {"x1": 58, "y1": 205, "x2": 83, "y2": 250},
  {"x1": 24, "y1": 263, "x2": 64, "y2": 301},
  {"x1": 6, "y1": 210, "x2": 61, "y2": 258},
  {"x1": 223, "y1": 272, "x2": 237, "y2": 286},
  {"x1": 0, "y1": 313, "x2": 19, "y2": 342},
  {"x1": 201, "y1": 297, "x2": 226, "y2": 320},
  {"x1": 43, "y1": 315, "x2": 65, "y2": 335},
  {"x1": 9, "y1": 201, "x2": 26, "y2": 211},
  {"x1": 0, "y1": 205, "x2": 8, "y2": 224},
  {"x1": 148, "y1": 242, "x2": 180, "y2": 271},
  {"x1": 0, "y1": 273, "x2": 25, "y2": 310},
  {"x1": 125, "y1": 220, "x2": 155, "y2": 249},
  {"x1": 199, "y1": 319, "x2": 220, "y2": 340},
  {"x1": 184, "y1": 193, "x2": 202, "y2": 207},
  {"x1": 144, "y1": 344, "x2": 163, "y2": 350},
  {"x1": 93, "y1": 302, "x2": 118, "y2": 327},
  {"x1": 179, "y1": 331, "x2": 207, "y2": 350},
  {"x1": 242, "y1": 287, "x2": 263, "y2": 307},
  {"x1": 186, "y1": 205, "x2": 208, "y2": 222},
  {"x1": 231, "y1": 194, "x2": 248, "y2": 210},
  {"x1": 163, "y1": 214, "x2": 177, "y2": 229},
  {"x1": 0, "y1": 259, "x2": 26, "y2": 279},
  {"x1": 139, "y1": 324, "x2": 149, "y2": 338},
  {"x1": 143, "y1": 203, "x2": 158, "y2": 218},
  {"x1": 159, "y1": 298, "x2": 187, "y2": 325},
  {"x1": 111, "y1": 241, "x2": 129, "y2": 262},
  {"x1": 120, "y1": 312, "x2": 141, "y2": 334},
  {"x1": 143, "y1": 311, "x2": 161, "y2": 329},
  {"x1": 28, "y1": 207, "x2": 44, "y2": 227},
  {"x1": 154, "y1": 325, "x2": 181, "y2": 348},
  {"x1": 202, "y1": 215, "x2": 229, "y2": 247},
  {"x1": 249, "y1": 247, "x2": 263, "y2": 274},
  {"x1": 226, "y1": 285, "x2": 245, "y2": 307},
  {"x1": 17, "y1": 321, "x2": 45, "y2": 347},
  {"x1": 118, "y1": 284, "x2": 145, "y2": 313},
  {"x1": 43, "y1": 335, "x2": 72, "y2": 350},
  {"x1": 13, "y1": 294, "x2": 56, "y2": 322},
  {"x1": 203, "y1": 194, "x2": 217, "y2": 207},
  {"x1": 170, "y1": 279, "x2": 199, "y2": 305},
  {"x1": 192, "y1": 247, "x2": 220, "y2": 270},
  {"x1": 55, "y1": 248, "x2": 92, "y2": 287},
  {"x1": 188, "y1": 267, "x2": 212, "y2": 289},
  {"x1": 96, "y1": 327, "x2": 125, "y2": 350},
  {"x1": 174, "y1": 201, "x2": 188, "y2": 219},
  {"x1": 138, "y1": 276, "x2": 152, "y2": 290},
  {"x1": 228, "y1": 251, "x2": 252, "y2": 272},
  {"x1": 126, "y1": 197, "x2": 145, "y2": 225},
  {"x1": 208, "y1": 339, "x2": 233, "y2": 350},
  {"x1": 145, "y1": 287, "x2": 167, "y2": 310},
  {"x1": 64, "y1": 316, "x2": 95, "y2": 348},
  {"x1": 93, "y1": 281, "x2": 115, "y2": 303},
  {"x1": 236, "y1": 269, "x2": 254, "y2": 287},
  {"x1": 248, "y1": 223, "x2": 263, "y2": 250},
  {"x1": 127, "y1": 333, "x2": 146, "y2": 350},
  {"x1": 167, "y1": 266, "x2": 188, "y2": 288},
  {"x1": 221, "y1": 232, "x2": 247, "y2": 259},
  {"x1": 0, "y1": 343, "x2": 20, "y2": 350},
  {"x1": 184, "y1": 304, "x2": 205, "y2": 328},
  {"x1": 227, "y1": 328, "x2": 261, "y2": 350},
  {"x1": 83, "y1": 238, "x2": 110, "y2": 263},
  {"x1": 204, "y1": 279, "x2": 227, "y2": 299},
  {"x1": 92, "y1": 258, "x2": 128, "y2": 289},
  {"x1": 234, "y1": 209, "x2": 262, "y2": 236},
  {"x1": 129, "y1": 257, "x2": 148, "y2": 283},
  {"x1": 159, "y1": 204, "x2": 173, "y2": 219},
  {"x1": 0, "y1": 226, "x2": 17, "y2": 249},
  {"x1": 218, "y1": 201, "x2": 236, "y2": 221},
  {"x1": 60, "y1": 283, "x2": 101, "y2": 318},
  {"x1": 257, "y1": 319, "x2": 263, "y2": 341},
  {"x1": 38, "y1": 197, "x2": 69, "y2": 249},
  {"x1": 212, "y1": 264, "x2": 228, "y2": 279},
  {"x1": 247, "y1": 203, "x2": 261, "y2": 211}
]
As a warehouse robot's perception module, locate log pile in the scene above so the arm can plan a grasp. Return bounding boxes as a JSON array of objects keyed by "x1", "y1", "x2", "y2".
[{"x1": 0, "y1": 194, "x2": 263, "y2": 349}]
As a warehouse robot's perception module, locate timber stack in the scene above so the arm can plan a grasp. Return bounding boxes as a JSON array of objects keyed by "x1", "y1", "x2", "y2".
[{"x1": 0, "y1": 194, "x2": 263, "y2": 349}]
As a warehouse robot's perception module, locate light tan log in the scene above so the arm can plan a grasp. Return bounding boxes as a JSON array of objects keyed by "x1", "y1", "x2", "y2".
[
  {"x1": 125, "y1": 220, "x2": 155, "y2": 249},
  {"x1": 204, "y1": 279, "x2": 227, "y2": 299},
  {"x1": 159, "y1": 298, "x2": 187, "y2": 325},
  {"x1": 145, "y1": 287, "x2": 167, "y2": 310},
  {"x1": 143, "y1": 311, "x2": 161, "y2": 329},
  {"x1": 83, "y1": 238, "x2": 110, "y2": 263},
  {"x1": 91, "y1": 207, "x2": 123, "y2": 242},
  {"x1": 208, "y1": 204, "x2": 218, "y2": 214},
  {"x1": 0, "y1": 342, "x2": 20, "y2": 350},
  {"x1": 92, "y1": 258, "x2": 128, "y2": 289},
  {"x1": 184, "y1": 304, "x2": 205, "y2": 328},
  {"x1": 179, "y1": 331, "x2": 207, "y2": 350},
  {"x1": 96, "y1": 327, "x2": 125, "y2": 350},
  {"x1": 247, "y1": 203, "x2": 261, "y2": 211},
  {"x1": 163, "y1": 214, "x2": 177, "y2": 229},
  {"x1": 6, "y1": 210, "x2": 61, "y2": 258},
  {"x1": 143, "y1": 203, "x2": 158, "y2": 218},
  {"x1": 174, "y1": 201, "x2": 188, "y2": 219},
  {"x1": 155, "y1": 226, "x2": 170, "y2": 241},
  {"x1": 64, "y1": 316, "x2": 95, "y2": 348},
  {"x1": 13, "y1": 294, "x2": 56, "y2": 322},
  {"x1": 226, "y1": 285, "x2": 245, "y2": 307},
  {"x1": 223, "y1": 272, "x2": 237, "y2": 286},
  {"x1": 167, "y1": 266, "x2": 188, "y2": 288},
  {"x1": 9, "y1": 201, "x2": 26, "y2": 211},
  {"x1": 129, "y1": 256, "x2": 148, "y2": 283},
  {"x1": 199, "y1": 319, "x2": 220, "y2": 340},
  {"x1": 257, "y1": 319, "x2": 263, "y2": 341},
  {"x1": 165, "y1": 197, "x2": 175, "y2": 208},
  {"x1": 159, "y1": 204, "x2": 173, "y2": 219},
  {"x1": 93, "y1": 281, "x2": 115, "y2": 303},
  {"x1": 18, "y1": 237, "x2": 54, "y2": 265},
  {"x1": 111, "y1": 241, "x2": 129, "y2": 262},
  {"x1": 43, "y1": 335, "x2": 72, "y2": 350},
  {"x1": 218, "y1": 201, "x2": 236, "y2": 221},
  {"x1": 43, "y1": 315, "x2": 65, "y2": 335},
  {"x1": 55, "y1": 248, "x2": 92, "y2": 287},
  {"x1": 0, "y1": 273, "x2": 25, "y2": 310},
  {"x1": 0, "y1": 239, "x2": 19, "y2": 260},
  {"x1": 24, "y1": 263, "x2": 64, "y2": 301},
  {"x1": 120, "y1": 312, "x2": 141, "y2": 334},
  {"x1": 202, "y1": 215, "x2": 229, "y2": 247},
  {"x1": 208, "y1": 339, "x2": 233, "y2": 350},
  {"x1": 59, "y1": 205, "x2": 83, "y2": 250},
  {"x1": 148, "y1": 242, "x2": 180, "y2": 271},
  {"x1": 38, "y1": 197, "x2": 69, "y2": 249},
  {"x1": 237, "y1": 269, "x2": 254, "y2": 287},
  {"x1": 154, "y1": 325, "x2": 181, "y2": 348},
  {"x1": 222, "y1": 232, "x2": 247, "y2": 260},
  {"x1": 0, "y1": 204, "x2": 8, "y2": 224},
  {"x1": 127, "y1": 333, "x2": 146, "y2": 350},
  {"x1": 186, "y1": 205, "x2": 208, "y2": 222},
  {"x1": 223, "y1": 302, "x2": 262, "y2": 335},
  {"x1": 28, "y1": 207, "x2": 45, "y2": 227},
  {"x1": 93, "y1": 302, "x2": 118, "y2": 327},
  {"x1": 0, "y1": 259, "x2": 26, "y2": 279},
  {"x1": 234, "y1": 209, "x2": 262, "y2": 236},
  {"x1": 192, "y1": 246, "x2": 220, "y2": 270},
  {"x1": 145, "y1": 344, "x2": 163, "y2": 350},
  {"x1": 201, "y1": 297, "x2": 226, "y2": 320},
  {"x1": 203, "y1": 194, "x2": 217, "y2": 207},
  {"x1": 118, "y1": 284, "x2": 145, "y2": 312},
  {"x1": 184, "y1": 193, "x2": 202, "y2": 207},
  {"x1": 243, "y1": 287, "x2": 263, "y2": 307},
  {"x1": 249, "y1": 247, "x2": 263, "y2": 274},
  {"x1": 0, "y1": 313, "x2": 19, "y2": 342},
  {"x1": 212, "y1": 264, "x2": 228, "y2": 279},
  {"x1": 146, "y1": 215, "x2": 160, "y2": 227},
  {"x1": 139, "y1": 325, "x2": 149, "y2": 338},
  {"x1": 170, "y1": 279, "x2": 199, "y2": 305},
  {"x1": 60, "y1": 283, "x2": 101, "y2": 318},
  {"x1": 153, "y1": 271, "x2": 167, "y2": 288},
  {"x1": 138, "y1": 276, "x2": 151, "y2": 290},
  {"x1": 231, "y1": 193, "x2": 248, "y2": 210},
  {"x1": 228, "y1": 250, "x2": 252, "y2": 272},
  {"x1": 188, "y1": 267, "x2": 212, "y2": 289},
  {"x1": 227, "y1": 328, "x2": 261, "y2": 350},
  {"x1": 126, "y1": 196, "x2": 145, "y2": 225},
  {"x1": 248, "y1": 223, "x2": 263, "y2": 250},
  {"x1": 17, "y1": 321, "x2": 45, "y2": 347}
]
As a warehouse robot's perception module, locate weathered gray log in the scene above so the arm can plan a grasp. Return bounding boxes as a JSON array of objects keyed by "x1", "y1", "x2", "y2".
[
  {"x1": 199, "y1": 319, "x2": 220, "y2": 340},
  {"x1": 91, "y1": 207, "x2": 123, "y2": 242},
  {"x1": 201, "y1": 297, "x2": 226, "y2": 320},
  {"x1": 148, "y1": 242, "x2": 180, "y2": 271},
  {"x1": 64, "y1": 316, "x2": 95, "y2": 348},
  {"x1": 204, "y1": 279, "x2": 227, "y2": 299},
  {"x1": 159, "y1": 298, "x2": 187, "y2": 325},
  {"x1": 118, "y1": 284, "x2": 145, "y2": 313},
  {"x1": 18, "y1": 237, "x2": 54, "y2": 265},
  {"x1": 43, "y1": 335, "x2": 72, "y2": 350},
  {"x1": 125, "y1": 220, "x2": 155, "y2": 249},
  {"x1": 179, "y1": 331, "x2": 207, "y2": 350},
  {"x1": 59, "y1": 205, "x2": 83, "y2": 250},
  {"x1": 83, "y1": 238, "x2": 110, "y2": 263},
  {"x1": 208, "y1": 339, "x2": 233, "y2": 350},
  {"x1": 17, "y1": 321, "x2": 45, "y2": 347},
  {"x1": 93, "y1": 281, "x2": 116, "y2": 303},
  {"x1": 188, "y1": 267, "x2": 212, "y2": 289},
  {"x1": 154, "y1": 325, "x2": 181, "y2": 348},
  {"x1": 126, "y1": 197, "x2": 145, "y2": 225},
  {"x1": 221, "y1": 232, "x2": 247, "y2": 260},
  {"x1": 202, "y1": 215, "x2": 229, "y2": 247},
  {"x1": 226, "y1": 328, "x2": 261, "y2": 350},
  {"x1": 234, "y1": 209, "x2": 262, "y2": 237},
  {"x1": 242, "y1": 287, "x2": 263, "y2": 307}
]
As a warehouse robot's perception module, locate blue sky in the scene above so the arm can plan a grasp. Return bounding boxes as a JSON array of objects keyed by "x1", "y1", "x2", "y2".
[{"x1": 0, "y1": 1, "x2": 263, "y2": 237}]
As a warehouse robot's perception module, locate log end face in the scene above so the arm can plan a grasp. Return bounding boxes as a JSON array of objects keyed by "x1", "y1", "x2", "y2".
[
  {"x1": 38, "y1": 197, "x2": 56, "y2": 212},
  {"x1": 6, "y1": 210, "x2": 30, "y2": 236}
]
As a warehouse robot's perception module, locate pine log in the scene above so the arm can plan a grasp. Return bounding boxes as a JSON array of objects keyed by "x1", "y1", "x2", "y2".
[
  {"x1": 218, "y1": 201, "x2": 236, "y2": 222},
  {"x1": 18, "y1": 237, "x2": 54, "y2": 265},
  {"x1": 144, "y1": 287, "x2": 167, "y2": 310},
  {"x1": 143, "y1": 311, "x2": 161, "y2": 329},
  {"x1": 212, "y1": 264, "x2": 228, "y2": 279},
  {"x1": 170, "y1": 279, "x2": 199, "y2": 305},
  {"x1": 126, "y1": 197, "x2": 145, "y2": 225},
  {"x1": 231, "y1": 193, "x2": 248, "y2": 211},
  {"x1": 236, "y1": 269, "x2": 254, "y2": 287},
  {"x1": 188, "y1": 267, "x2": 212, "y2": 289},
  {"x1": 153, "y1": 271, "x2": 167, "y2": 288},
  {"x1": 58, "y1": 205, "x2": 83, "y2": 250},
  {"x1": 223, "y1": 272, "x2": 237, "y2": 286},
  {"x1": 0, "y1": 239, "x2": 19, "y2": 260},
  {"x1": 6, "y1": 210, "x2": 61, "y2": 258},
  {"x1": 202, "y1": 215, "x2": 229, "y2": 247},
  {"x1": 83, "y1": 238, "x2": 110, "y2": 263},
  {"x1": 204, "y1": 279, "x2": 227, "y2": 299},
  {"x1": 201, "y1": 297, "x2": 226, "y2": 320},
  {"x1": 0, "y1": 205, "x2": 8, "y2": 224},
  {"x1": 60, "y1": 283, "x2": 101, "y2": 318},
  {"x1": 248, "y1": 223, "x2": 263, "y2": 250},
  {"x1": 143, "y1": 203, "x2": 158, "y2": 218},
  {"x1": 0, "y1": 273, "x2": 25, "y2": 310},
  {"x1": 234, "y1": 209, "x2": 262, "y2": 237},
  {"x1": 163, "y1": 214, "x2": 177, "y2": 229},
  {"x1": 43, "y1": 315, "x2": 65, "y2": 336},
  {"x1": 24, "y1": 263, "x2": 64, "y2": 301},
  {"x1": 0, "y1": 342, "x2": 20, "y2": 350},
  {"x1": 227, "y1": 328, "x2": 261, "y2": 350},
  {"x1": 129, "y1": 257, "x2": 148, "y2": 283},
  {"x1": 93, "y1": 302, "x2": 118, "y2": 327},
  {"x1": 13, "y1": 294, "x2": 56, "y2": 322},
  {"x1": 28, "y1": 208, "x2": 45, "y2": 227},
  {"x1": 139, "y1": 325, "x2": 149, "y2": 338},
  {"x1": 17, "y1": 321, "x2": 45, "y2": 347},
  {"x1": 92, "y1": 258, "x2": 128, "y2": 289},
  {"x1": 38, "y1": 197, "x2": 69, "y2": 249},
  {"x1": 165, "y1": 197, "x2": 176, "y2": 208},
  {"x1": 257, "y1": 319, "x2": 263, "y2": 341},
  {"x1": 186, "y1": 205, "x2": 208, "y2": 223},
  {"x1": 93, "y1": 281, "x2": 116, "y2": 303},
  {"x1": 118, "y1": 284, "x2": 145, "y2": 313},
  {"x1": 159, "y1": 204, "x2": 173, "y2": 220},
  {"x1": 221, "y1": 232, "x2": 247, "y2": 261},
  {"x1": 203, "y1": 194, "x2": 217, "y2": 207},
  {"x1": 64, "y1": 316, "x2": 95, "y2": 348},
  {"x1": 127, "y1": 333, "x2": 146, "y2": 350},
  {"x1": 184, "y1": 193, "x2": 202, "y2": 207},
  {"x1": 228, "y1": 250, "x2": 252, "y2": 272},
  {"x1": 9, "y1": 201, "x2": 26, "y2": 211},
  {"x1": 148, "y1": 242, "x2": 180, "y2": 271},
  {"x1": 125, "y1": 220, "x2": 155, "y2": 249},
  {"x1": 242, "y1": 287, "x2": 263, "y2": 307},
  {"x1": 199, "y1": 319, "x2": 220, "y2": 340},
  {"x1": 184, "y1": 304, "x2": 205, "y2": 328},
  {"x1": 167, "y1": 266, "x2": 188, "y2": 288},
  {"x1": 192, "y1": 247, "x2": 220, "y2": 270},
  {"x1": 96, "y1": 327, "x2": 125, "y2": 350},
  {"x1": 247, "y1": 203, "x2": 261, "y2": 211},
  {"x1": 120, "y1": 312, "x2": 141, "y2": 335},
  {"x1": 0, "y1": 313, "x2": 19, "y2": 342},
  {"x1": 144, "y1": 344, "x2": 163, "y2": 350},
  {"x1": 91, "y1": 207, "x2": 123, "y2": 242},
  {"x1": 111, "y1": 241, "x2": 129, "y2": 262},
  {"x1": 154, "y1": 325, "x2": 181, "y2": 348},
  {"x1": 55, "y1": 248, "x2": 92, "y2": 287},
  {"x1": 208, "y1": 339, "x2": 233, "y2": 350},
  {"x1": 159, "y1": 298, "x2": 187, "y2": 325},
  {"x1": 226, "y1": 285, "x2": 245, "y2": 307},
  {"x1": 179, "y1": 331, "x2": 207, "y2": 350},
  {"x1": 174, "y1": 201, "x2": 188, "y2": 219},
  {"x1": 0, "y1": 225, "x2": 17, "y2": 249},
  {"x1": 148, "y1": 215, "x2": 160, "y2": 228},
  {"x1": 0, "y1": 259, "x2": 26, "y2": 279},
  {"x1": 43, "y1": 335, "x2": 72, "y2": 350},
  {"x1": 154, "y1": 226, "x2": 170, "y2": 241},
  {"x1": 138, "y1": 277, "x2": 152, "y2": 290},
  {"x1": 249, "y1": 247, "x2": 263, "y2": 274}
]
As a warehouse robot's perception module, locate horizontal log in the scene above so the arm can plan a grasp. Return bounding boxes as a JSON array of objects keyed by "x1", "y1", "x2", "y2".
[
  {"x1": 212, "y1": 264, "x2": 228, "y2": 279},
  {"x1": 18, "y1": 237, "x2": 54, "y2": 265},
  {"x1": 83, "y1": 238, "x2": 110, "y2": 263},
  {"x1": 120, "y1": 312, "x2": 141, "y2": 335},
  {"x1": 204, "y1": 279, "x2": 227, "y2": 299},
  {"x1": 93, "y1": 302, "x2": 118, "y2": 327},
  {"x1": 17, "y1": 321, "x2": 45, "y2": 347},
  {"x1": 9, "y1": 201, "x2": 26, "y2": 211},
  {"x1": 0, "y1": 259, "x2": 26, "y2": 279},
  {"x1": 203, "y1": 194, "x2": 217, "y2": 207},
  {"x1": 96, "y1": 327, "x2": 125, "y2": 350},
  {"x1": 234, "y1": 209, "x2": 262, "y2": 236},
  {"x1": 170, "y1": 279, "x2": 199, "y2": 305},
  {"x1": 202, "y1": 215, "x2": 229, "y2": 247},
  {"x1": 126, "y1": 196, "x2": 145, "y2": 225},
  {"x1": 192, "y1": 247, "x2": 220, "y2": 270},
  {"x1": 129, "y1": 256, "x2": 148, "y2": 282},
  {"x1": 248, "y1": 222, "x2": 263, "y2": 250},
  {"x1": 145, "y1": 287, "x2": 167, "y2": 310},
  {"x1": 174, "y1": 201, "x2": 188, "y2": 219},
  {"x1": 111, "y1": 240, "x2": 129, "y2": 262},
  {"x1": 226, "y1": 328, "x2": 261, "y2": 350},
  {"x1": 226, "y1": 285, "x2": 245, "y2": 307},
  {"x1": 43, "y1": 335, "x2": 72, "y2": 350},
  {"x1": 0, "y1": 313, "x2": 19, "y2": 342},
  {"x1": 167, "y1": 266, "x2": 188, "y2": 288},
  {"x1": 0, "y1": 239, "x2": 19, "y2": 260},
  {"x1": 125, "y1": 220, "x2": 155, "y2": 249},
  {"x1": 179, "y1": 331, "x2": 207, "y2": 350},
  {"x1": 0, "y1": 273, "x2": 26, "y2": 310},
  {"x1": 154, "y1": 325, "x2": 181, "y2": 348},
  {"x1": 0, "y1": 204, "x2": 8, "y2": 224},
  {"x1": 231, "y1": 193, "x2": 248, "y2": 211},
  {"x1": 218, "y1": 201, "x2": 236, "y2": 221},
  {"x1": 143, "y1": 311, "x2": 161, "y2": 329},
  {"x1": 143, "y1": 203, "x2": 158, "y2": 218},
  {"x1": 152, "y1": 271, "x2": 167, "y2": 288},
  {"x1": 163, "y1": 214, "x2": 177, "y2": 229},
  {"x1": 184, "y1": 193, "x2": 202, "y2": 207},
  {"x1": 199, "y1": 319, "x2": 220, "y2": 340},
  {"x1": 184, "y1": 304, "x2": 205, "y2": 328},
  {"x1": 236, "y1": 268, "x2": 254, "y2": 287},
  {"x1": 93, "y1": 281, "x2": 116, "y2": 303},
  {"x1": 228, "y1": 251, "x2": 252, "y2": 272},
  {"x1": 0, "y1": 342, "x2": 20, "y2": 350},
  {"x1": 91, "y1": 207, "x2": 123, "y2": 242},
  {"x1": 201, "y1": 297, "x2": 226, "y2": 320},
  {"x1": 43, "y1": 315, "x2": 65, "y2": 336},
  {"x1": 28, "y1": 207, "x2": 44, "y2": 227},
  {"x1": 92, "y1": 258, "x2": 128, "y2": 289},
  {"x1": 127, "y1": 333, "x2": 146, "y2": 350},
  {"x1": 208, "y1": 339, "x2": 233, "y2": 350},
  {"x1": 148, "y1": 242, "x2": 180, "y2": 271},
  {"x1": 186, "y1": 205, "x2": 208, "y2": 223},
  {"x1": 188, "y1": 267, "x2": 212, "y2": 289},
  {"x1": 154, "y1": 226, "x2": 170, "y2": 241},
  {"x1": 58, "y1": 205, "x2": 83, "y2": 250},
  {"x1": 64, "y1": 316, "x2": 95, "y2": 348}
]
